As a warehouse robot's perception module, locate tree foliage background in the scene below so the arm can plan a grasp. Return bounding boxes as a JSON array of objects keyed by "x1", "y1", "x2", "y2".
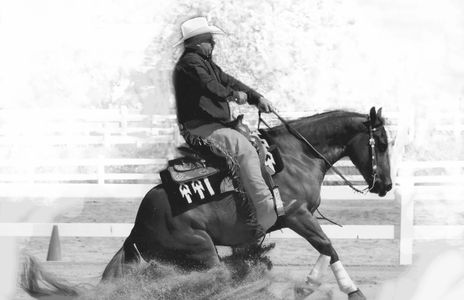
[
  {"x1": 2, "y1": 0, "x2": 462, "y2": 112},
  {"x1": 1, "y1": 0, "x2": 464, "y2": 159}
]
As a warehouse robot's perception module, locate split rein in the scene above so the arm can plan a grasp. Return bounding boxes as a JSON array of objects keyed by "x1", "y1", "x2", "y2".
[{"x1": 258, "y1": 110, "x2": 378, "y2": 195}]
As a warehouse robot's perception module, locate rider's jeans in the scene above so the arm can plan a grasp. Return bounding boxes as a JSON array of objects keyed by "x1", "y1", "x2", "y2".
[{"x1": 186, "y1": 123, "x2": 277, "y2": 231}]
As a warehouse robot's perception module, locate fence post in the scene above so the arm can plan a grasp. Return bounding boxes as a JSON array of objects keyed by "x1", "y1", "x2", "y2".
[
  {"x1": 399, "y1": 162, "x2": 415, "y2": 265},
  {"x1": 174, "y1": 125, "x2": 181, "y2": 147},
  {"x1": 453, "y1": 110, "x2": 462, "y2": 162},
  {"x1": 25, "y1": 161, "x2": 35, "y2": 184},
  {"x1": 120, "y1": 106, "x2": 128, "y2": 136},
  {"x1": 391, "y1": 107, "x2": 412, "y2": 186},
  {"x1": 103, "y1": 122, "x2": 110, "y2": 148},
  {"x1": 97, "y1": 156, "x2": 105, "y2": 185},
  {"x1": 167, "y1": 118, "x2": 180, "y2": 160}
]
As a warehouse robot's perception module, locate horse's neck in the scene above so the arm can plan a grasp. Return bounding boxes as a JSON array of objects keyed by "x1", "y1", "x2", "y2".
[{"x1": 271, "y1": 112, "x2": 365, "y2": 175}]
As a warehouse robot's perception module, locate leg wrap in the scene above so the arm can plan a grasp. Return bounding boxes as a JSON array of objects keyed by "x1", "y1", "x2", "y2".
[
  {"x1": 306, "y1": 254, "x2": 331, "y2": 286},
  {"x1": 330, "y1": 261, "x2": 357, "y2": 294}
]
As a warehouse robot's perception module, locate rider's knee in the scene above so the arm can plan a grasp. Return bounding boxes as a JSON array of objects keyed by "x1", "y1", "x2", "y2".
[
  {"x1": 240, "y1": 141, "x2": 258, "y2": 158},
  {"x1": 213, "y1": 129, "x2": 254, "y2": 155},
  {"x1": 229, "y1": 132, "x2": 257, "y2": 157}
]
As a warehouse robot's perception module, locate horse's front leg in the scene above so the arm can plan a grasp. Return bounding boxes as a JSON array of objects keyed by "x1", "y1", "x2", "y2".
[{"x1": 285, "y1": 202, "x2": 366, "y2": 300}]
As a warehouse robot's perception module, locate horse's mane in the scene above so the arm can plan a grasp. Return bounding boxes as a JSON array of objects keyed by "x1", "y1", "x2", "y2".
[
  {"x1": 267, "y1": 110, "x2": 368, "y2": 139},
  {"x1": 293, "y1": 110, "x2": 366, "y2": 123}
]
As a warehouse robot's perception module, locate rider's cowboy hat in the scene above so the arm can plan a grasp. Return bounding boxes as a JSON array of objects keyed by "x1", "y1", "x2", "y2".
[{"x1": 174, "y1": 16, "x2": 225, "y2": 47}]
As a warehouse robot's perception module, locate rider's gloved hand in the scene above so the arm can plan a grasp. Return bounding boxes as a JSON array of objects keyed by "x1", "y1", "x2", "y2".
[
  {"x1": 228, "y1": 91, "x2": 247, "y2": 105},
  {"x1": 257, "y1": 97, "x2": 275, "y2": 113},
  {"x1": 236, "y1": 91, "x2": 248, "y2": 105}
]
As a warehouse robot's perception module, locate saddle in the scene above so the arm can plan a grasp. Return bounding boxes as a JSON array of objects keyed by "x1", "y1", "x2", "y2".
[{"x1": 159, "y1": 129, "x2": 284, "y2": 216}]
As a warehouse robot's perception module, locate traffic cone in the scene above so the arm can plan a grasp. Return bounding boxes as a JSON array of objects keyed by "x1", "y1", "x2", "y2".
[{"x1": 46, "y1": 225, "x2": 62, "y2": 261}]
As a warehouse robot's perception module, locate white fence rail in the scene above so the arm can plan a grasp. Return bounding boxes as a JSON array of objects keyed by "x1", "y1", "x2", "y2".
[
  {"x1": 1, "y1": 109, "x2": 463, "y2": 147},
  {"x1": 2, "y1": 160, "x2": 462, "y2": 265},
  {"x1": 0, "y1": 158, "x2": 165, "y2": 184},
  {"x1": 0, "y1": 158, "x2": 369, "y2": 185},
  {"x1": 2, "y1": 109, "x2": 464, "y2": 265},
  {"x1": 0, "y1": 223, "x2": 395, "y2": 240},
  {"x1": 0, "y1": 109, "x2": 398, "y2": 147},
  {"x1": 0, "y1": 183, "x2": 394, "y2": 200}
]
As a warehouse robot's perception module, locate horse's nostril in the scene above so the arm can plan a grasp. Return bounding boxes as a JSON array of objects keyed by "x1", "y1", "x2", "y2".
[{"x1": 386, "y1": 183, "x2": 392, "y2": 191}]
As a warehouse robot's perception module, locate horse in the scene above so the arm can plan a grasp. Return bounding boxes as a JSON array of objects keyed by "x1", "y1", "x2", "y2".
[{"x1": 22, "y1": 107, "x2": 392, "y2": 300}]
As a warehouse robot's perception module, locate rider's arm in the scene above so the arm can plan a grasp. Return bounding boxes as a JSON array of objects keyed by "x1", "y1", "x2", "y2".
[
  {"x1": 176, "y1": 57, "x2": 240, "y2": 102},
  {"x1": 213, "y1": 64, "x2": 263, "y2": 105}
]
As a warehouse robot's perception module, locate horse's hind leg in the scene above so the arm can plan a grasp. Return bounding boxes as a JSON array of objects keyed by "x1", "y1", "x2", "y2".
[
  {"x1": 285, "y1": 204, "x2": 365, "y2": 299},
  {"x1": 182, "y1": 229, "x2": 221, "y2": 269}
]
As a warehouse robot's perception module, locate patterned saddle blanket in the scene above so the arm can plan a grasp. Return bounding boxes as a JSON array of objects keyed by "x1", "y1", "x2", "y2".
[{"x1": 160, "y1": 129, "x2": 283, "y2": 216}]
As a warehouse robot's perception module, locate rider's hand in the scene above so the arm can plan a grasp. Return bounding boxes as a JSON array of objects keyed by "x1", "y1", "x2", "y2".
[
  {"x1": 257, "y1": 97, "x2": 275, "y2": 113},
  {"x1": 236, "y1": 91, "x2": 248, "y2": 105}
]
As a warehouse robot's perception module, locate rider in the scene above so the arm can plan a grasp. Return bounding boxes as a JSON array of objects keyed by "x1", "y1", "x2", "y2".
[{"x1": 173, "y1": 16, "x2": 277, "y2": 236}]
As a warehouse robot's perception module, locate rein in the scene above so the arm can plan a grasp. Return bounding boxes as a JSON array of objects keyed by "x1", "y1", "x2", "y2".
[{"x1": 258, "y1": 111, "x2": 378, "y2": 194}]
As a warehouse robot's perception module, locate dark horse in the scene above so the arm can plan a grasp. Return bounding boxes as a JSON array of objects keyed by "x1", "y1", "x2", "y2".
[{"x1": 22, "y1": 107, "x2": 392, "y2": 300}]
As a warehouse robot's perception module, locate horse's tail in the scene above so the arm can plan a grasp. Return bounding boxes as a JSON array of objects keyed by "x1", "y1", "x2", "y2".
[
  {"x1": 101, "y1": 238, "x2": 142, "y2": 281},
  {"x1": 20, "y1": 255, "x2": 80, "y2": 299},
  {"x1": 101, "y1": 246, "x2": 127, "y2": 281}
]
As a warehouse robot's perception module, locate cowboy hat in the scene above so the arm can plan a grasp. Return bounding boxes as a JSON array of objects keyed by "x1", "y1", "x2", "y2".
[{"x1": 174, "y1": 16, "x2": 225, "y2": 46}]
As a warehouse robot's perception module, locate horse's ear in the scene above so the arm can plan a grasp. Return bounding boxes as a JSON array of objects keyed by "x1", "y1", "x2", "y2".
[
  {"x1": 369, "y1": 107, "x2": 376, "y2": 125},
  {"x1": 377, "y1": 107, "x2": 383, "y2": 120}
]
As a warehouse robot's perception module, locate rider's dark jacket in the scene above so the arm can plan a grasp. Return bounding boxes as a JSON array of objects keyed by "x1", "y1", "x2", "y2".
[{"x1": 173, "y1": 47, "x2": 262, "y2": 129}]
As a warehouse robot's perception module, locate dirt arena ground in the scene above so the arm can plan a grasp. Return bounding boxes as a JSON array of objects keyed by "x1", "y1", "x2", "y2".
[
  {"x1": 10, "y1": 195, "x2": 464, "y2": 299},
  {"x1": 14, "y1": 261, "x2": 407, "y2": 300}
]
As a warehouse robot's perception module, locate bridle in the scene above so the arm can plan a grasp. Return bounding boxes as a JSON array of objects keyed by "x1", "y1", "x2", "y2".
[
  {"x1": 259, "y1": 111, "x2": 380, "y2": 194},
  {"x1": 366, "y1": 121, "x2": 379, "y2": 193}
]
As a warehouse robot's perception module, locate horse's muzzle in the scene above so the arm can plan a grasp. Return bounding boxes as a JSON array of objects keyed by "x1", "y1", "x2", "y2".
[{"x1": 372, "y1": 181, "x2": 392, "y2": 197}]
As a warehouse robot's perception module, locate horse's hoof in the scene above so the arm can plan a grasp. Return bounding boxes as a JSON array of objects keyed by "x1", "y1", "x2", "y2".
[{"x1": 348, "y1": 289, "x2": 366, "y2": 300}]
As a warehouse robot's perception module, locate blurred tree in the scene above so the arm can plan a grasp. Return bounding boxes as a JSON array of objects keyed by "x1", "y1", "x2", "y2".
[{"x1": 136, "y1": 0, "x2": 358, "y2": 114}]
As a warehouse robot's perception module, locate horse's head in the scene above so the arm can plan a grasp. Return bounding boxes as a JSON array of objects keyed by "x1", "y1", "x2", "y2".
[{"x1": 347, "y1": 107, "x2": 392, "y2": 197}]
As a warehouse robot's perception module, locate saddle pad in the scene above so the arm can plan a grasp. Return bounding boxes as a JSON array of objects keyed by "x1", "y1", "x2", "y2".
[{"x1": 160, "y1": 169, "x2": 235, "y2": 216}]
